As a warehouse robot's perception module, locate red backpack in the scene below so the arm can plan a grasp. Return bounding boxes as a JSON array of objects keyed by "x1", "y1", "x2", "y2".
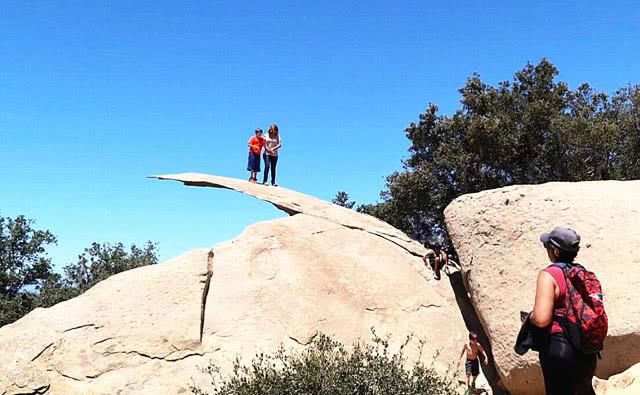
[{"x1": 553, "y1": 262, "x2": 608, "y2": 354}]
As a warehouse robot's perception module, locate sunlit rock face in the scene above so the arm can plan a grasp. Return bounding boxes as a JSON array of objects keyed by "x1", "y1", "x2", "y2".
[{"x1": 0, "y1": 173, "x2": 465, "y2": 395}]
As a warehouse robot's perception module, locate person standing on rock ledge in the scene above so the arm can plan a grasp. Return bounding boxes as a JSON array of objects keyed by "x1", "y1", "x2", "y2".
[
  {"x1": 262, "y1": 124, "x2": 282, "y2": 186},
  {"x1": 529, "y1": 226, "x2": 599, "y2": 395},
  {"x1": 247, "y1": 128, "x2": 266, "y2": 183}
]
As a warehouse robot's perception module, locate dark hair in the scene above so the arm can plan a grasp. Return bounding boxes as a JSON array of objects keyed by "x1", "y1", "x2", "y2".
[
  {"x1": 255, "y1": 128, "x2": 263, "y2": 134},
  {"x1": 557, "y1": 249, "x2": 578, "y2": 263},
  {"x1": 269, "y1": 124, "x2": 279, "y2": 136},
  {"x1": 469, "y1": 332, "x2": 478, "y2": 340}
]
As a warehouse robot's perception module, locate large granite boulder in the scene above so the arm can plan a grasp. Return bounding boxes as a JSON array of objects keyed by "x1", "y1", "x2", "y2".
[
  {"x1": 594, "y1": 362, "x2": 640, "y2": 395},
  {"x1": 444, "y1": 180, "x2": 640, "y2": 394},
  {"x1": 0, "y1": 173, "x2": 466, "y2": 394}
]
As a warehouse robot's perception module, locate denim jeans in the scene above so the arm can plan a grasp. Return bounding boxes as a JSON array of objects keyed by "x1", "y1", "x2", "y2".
[{"x1": 262, "y1": 154, "x2": 278, "y2": 184}]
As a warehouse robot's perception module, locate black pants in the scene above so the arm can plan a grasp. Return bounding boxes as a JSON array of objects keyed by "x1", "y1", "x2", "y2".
[
  {"x1": 262, "y1": 154, "x2": 278, "y2": 184},
  {"x1": 539, "y1": 333, "x2": 597, "y2": 395}
]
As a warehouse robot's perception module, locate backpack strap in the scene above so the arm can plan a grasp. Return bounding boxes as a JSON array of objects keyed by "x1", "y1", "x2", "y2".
[
  {"x1": 552, "y1": 262, "x2": 570, "y2": 271},
  {"x1": 549, "y1": 261, "x2": 585, "y2": 318}
]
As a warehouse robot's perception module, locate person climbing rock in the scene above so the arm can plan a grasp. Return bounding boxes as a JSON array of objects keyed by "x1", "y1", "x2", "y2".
[
  {"x1": 460, "y1": 331, "x2": 488, "y2": 394},
  {"x1": 423, "y1": 244, "x2": 448, "y2": 280}
]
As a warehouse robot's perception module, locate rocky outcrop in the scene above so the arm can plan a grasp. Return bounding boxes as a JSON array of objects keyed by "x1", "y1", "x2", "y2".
[
  {"x1": 152, "y1": 173, "x2": 425, "y2": 258},
  {"x1": 594, "y1": 362, "x2": 640, "y2": 395},
  {"x1": 0, "y1": 173, "x2": 467, "y2": 394},
  {"x1": 444, "y1": 180, "x2": 640, "y2": 395}
]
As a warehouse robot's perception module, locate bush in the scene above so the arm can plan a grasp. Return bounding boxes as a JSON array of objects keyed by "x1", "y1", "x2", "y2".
[{"x1": 190, "y1": 332, "x2": 459, "y2": 395}]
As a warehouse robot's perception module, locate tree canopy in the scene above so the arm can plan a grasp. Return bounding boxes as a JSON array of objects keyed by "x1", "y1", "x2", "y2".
[
  {"x1": 361, "y1": 59, "x2": 639, "y2": 245},
  {"x1": 331, "y1": 191, "x2": 356, "y2": 209},
  {"x1": 0, "y1": 214, "x2": 158, "y2": 327},
  {"x1": 0, "y1": 215, "x2": 57, "y2": 325}
]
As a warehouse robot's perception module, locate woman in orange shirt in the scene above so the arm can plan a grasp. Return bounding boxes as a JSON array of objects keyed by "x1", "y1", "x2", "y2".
[{"x1": 247, "y1": 128, "x2": 265, "y2": 183}]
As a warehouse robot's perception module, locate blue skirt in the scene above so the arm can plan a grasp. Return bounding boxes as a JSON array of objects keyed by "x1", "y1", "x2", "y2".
[{"x1": 247, "y1": 152, "x2": 261, "y2": 172}]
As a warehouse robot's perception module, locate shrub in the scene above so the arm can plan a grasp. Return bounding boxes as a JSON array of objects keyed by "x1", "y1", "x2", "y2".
[{"x1": 191, "y1": 332, "x2": 459, "y2": 395}]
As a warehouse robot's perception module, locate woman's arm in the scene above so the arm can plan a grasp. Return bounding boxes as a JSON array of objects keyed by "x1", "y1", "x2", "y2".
[
  {"x1": 530, "y1": 271, "x2": 556, "y2": 328},
  {"x1": 273, "y1": 137, "x2": 282, "y2": 150}
]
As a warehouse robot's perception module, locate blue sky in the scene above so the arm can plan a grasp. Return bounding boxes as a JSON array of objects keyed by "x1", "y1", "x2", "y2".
[{"x1": 2, "y1": 1, "x2": 639, "y2": 269}]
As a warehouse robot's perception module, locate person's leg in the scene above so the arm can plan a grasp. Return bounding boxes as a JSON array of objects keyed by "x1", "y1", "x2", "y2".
[
  {"x1": 270, "y1": 155, "x2": 278, "y2": 185},
  {"x1": 262, "y1": 154, "x2": 270, "y2": 184},
  {"x1": 465, "y1": 360, "x2": 472, "y2": 392},
  {"x1": 249, "y1": 152, "x2": 259, "y2": 181},
  {"x1": 247, "y1": 152, "x2": 254, "y2": 180},
  {"x1": 470, "y1": 359, "x2": 479, "y2": 389},
  {"x1": 428, "y1": 256, "x2": 437, "y2": 279},
  {"x1": 434, "y1": 257, "x2": 442, "y2": 280},
  {"x1": 574, "y1": 353, "x2": 597, "y2": 395},
  {"x1": 539, "y1": 334, "x2": 576, "y2": 395}
]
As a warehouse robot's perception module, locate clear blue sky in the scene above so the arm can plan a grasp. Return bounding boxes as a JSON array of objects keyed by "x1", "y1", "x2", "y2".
[{"x1": 2, "y1": 1, "x2": 639, "y2": 269}]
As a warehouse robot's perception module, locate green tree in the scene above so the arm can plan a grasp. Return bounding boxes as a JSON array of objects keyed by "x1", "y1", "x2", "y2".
[
  {"x1": 64, "y1": 241, "x2": 158, "y2": 292},
  {"x1": 37, "y1": 273, "x2": 80, "y2": 308},
  {"x1": 331, "y1": 191, "x2": 356, "y2": 209},
  {"x1": 0, "y1": 215, "x2": 56, "y2": 326},
  {"x1": 0, "y1": 214, "x2": 160, "y2": 326},
  {"x1": 364, "y1": 59, "x2": 639, "y2": 245}
]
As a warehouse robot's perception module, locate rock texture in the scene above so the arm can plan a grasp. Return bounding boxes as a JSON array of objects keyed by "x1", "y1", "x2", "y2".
[
  {"x1": 444, "y1": 180, "x2": 640, "y2": 395},
  {"x1": 0, "y1": 173, "x2": 467, "y2": 394},
  {"x1": 153, "y1": 173, "x2": 426, "y2": 258},
  {"x1": 594, "y1": 362, "x2": 640, "y2": 395}
]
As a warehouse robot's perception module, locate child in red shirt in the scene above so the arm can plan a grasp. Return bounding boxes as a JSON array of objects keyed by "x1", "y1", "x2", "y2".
[{"x1": 247, "y1": 128, "x2": 266, "y2": 182}]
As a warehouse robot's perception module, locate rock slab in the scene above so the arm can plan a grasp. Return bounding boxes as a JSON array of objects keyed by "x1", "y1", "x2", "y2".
[
  {"x1": 594, "y1": 362, "x2": 640, "y2": 395},
  {"x1": 0, "y1": 174, "x2": 466, "y2": 394}
]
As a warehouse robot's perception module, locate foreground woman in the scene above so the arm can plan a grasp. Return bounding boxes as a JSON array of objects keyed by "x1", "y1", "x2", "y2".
[{"x1": 529, "y1": 226, "x2": 597, "y2": 395}]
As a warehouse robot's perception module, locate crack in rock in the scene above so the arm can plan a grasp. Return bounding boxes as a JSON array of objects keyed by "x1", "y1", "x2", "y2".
[
  {"x1": 200, "y1": 249, "x2": 214, "y2": 343},
  {"x1": 63, "y1": 323, "x2": 99, "y2": 333},
  {"x1": 52, "y1": 367, "x2": 82, "y2": 382},
  {"x1": 298, "y1": 215, "x2": 424, "y2": 258},
  {"x1": 288, "y1": 333, "x2": 318, "y2": 346},
  {"x1": 5, "y1": 381, "x2": 50, "y2": 395},
  {"x1": 31, "y1": 342, "x2": 55, "y2": 362},
  {"x1": 416, "y1": 303, "x2": 442, "y2": 311},
  {"x1": 99, "y1": 349, "x2": 204, "y2": 362},
  {"x1": 92, "y1": 337, "x2": 115, "y2": 346}
]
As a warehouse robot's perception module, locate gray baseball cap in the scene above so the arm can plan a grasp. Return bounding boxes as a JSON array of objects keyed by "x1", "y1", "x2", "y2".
[{"x1": 540, "y1": 226, "x2": 581, "y2": 252}]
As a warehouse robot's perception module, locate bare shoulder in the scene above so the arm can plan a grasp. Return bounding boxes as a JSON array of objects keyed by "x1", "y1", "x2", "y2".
[{"x1": 537, "y1": 269, "x2": 557, "y2": 288}]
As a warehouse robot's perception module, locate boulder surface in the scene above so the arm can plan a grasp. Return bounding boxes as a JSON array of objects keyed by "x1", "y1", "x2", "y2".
[
  {"x1": 594, "y1": 362, "x2": 640, "y2": 395},
  {"x1": 0, "y1": 173, "x2": 466, "y2": 394},
  {"x1": 445, "y1": 180, "x2": 640, "y2": 394}
]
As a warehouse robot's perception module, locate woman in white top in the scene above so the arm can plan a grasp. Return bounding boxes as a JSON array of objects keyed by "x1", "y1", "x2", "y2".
[{"x1": 262, "y1": 124, "x2": 282, "y2": 186}]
